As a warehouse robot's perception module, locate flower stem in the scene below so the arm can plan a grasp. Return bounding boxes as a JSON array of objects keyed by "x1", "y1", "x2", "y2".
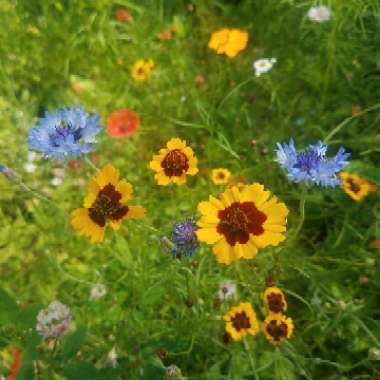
[
  {"x1": 292, "y1": 186, "x2": 307, "y2": 242},
  {"x1": 84, "y1": 156, "x2": 99, "y2": 172},
  {"x1": 243, "y1": 338, "x2": 260, "y2": 380}
]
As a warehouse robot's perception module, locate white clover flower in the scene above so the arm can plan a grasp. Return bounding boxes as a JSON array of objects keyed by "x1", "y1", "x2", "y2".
[
  {"x1": 106, "y1": 347, "x2": 118, "y2": 367},
  {"x1": 24, "y1": 162, "x2": 37, "y2": 173},
  {"x1": 51, "y1": 177, "x2": 62, "y2": 187},
  {"x1": 253, "y1": 58, "x2": 277, "y2": 77},
  {"x1": 218, "y1": 281, "x2": 237, "y2": 301},
  {"x1": 36, "y1": 301, "x2": 71, "y2": 339},
  {"x1": 28, "y1": 151, "x2": 38, "y2": 162},
  {"x1": 307, "y1": 5, "x2": 331, "y2": 23},
  {"x1": 90, "y1": 284, "x2": 107, "y2": 300}
]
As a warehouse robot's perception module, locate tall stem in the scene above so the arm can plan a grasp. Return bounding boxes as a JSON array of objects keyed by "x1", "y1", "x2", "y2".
[
  {"x1": 243, "y1": 338, "x2": 260, "y2": 380},
  {"x1": 84, "y1": 156, "x2": 99, "y2": 172},
  {"x1": 292, "y1": 186, "x2": 307, "y2": 242}
]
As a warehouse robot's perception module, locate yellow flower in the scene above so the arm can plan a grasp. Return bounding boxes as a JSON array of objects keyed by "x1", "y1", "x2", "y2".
[
  {"x1": 261, "y1": 287, "x2": 287, "y2": 314},
  {"x1": 263, "y1": 313, "x2": 293, "y2": 345},
  {"x1": 149, "y1": 138, "x2": 198, "y2": 186},
  {"x1": 71, "y1": 164, "x2": 145, "y2": 243},
  {"x1": 223, "y1": 302, "x2": 260, "y2": 341},
  {"x1": 208, "y1": 28, "x2": 248, "y2": 58},
  {"x1": 340, "y1": 172, "x2": 377, "y2": 202},
  {"x1": 196, "y1": 183, "x2": 288, "y2": 264},
  {"x1": 211, "y1": 168, "x2": 231, "y2": 185},
  {"x1": 131, "y1": 59, "x2": 154, "y2": 82}
]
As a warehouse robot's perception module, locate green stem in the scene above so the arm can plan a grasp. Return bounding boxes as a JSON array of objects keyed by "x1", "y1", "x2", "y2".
[
  {"x1": 84, "y1": 156, "x2": 99, "y2": 172},
  {"x1": 292, "y1": 186, "x2": 307, "y2": 242},
  {"x1": 243, "y1": 338, "x2": 260, "y2": 380},
  {"x1": 324, "y1": 102, "x2": 380, "y2": 144}
]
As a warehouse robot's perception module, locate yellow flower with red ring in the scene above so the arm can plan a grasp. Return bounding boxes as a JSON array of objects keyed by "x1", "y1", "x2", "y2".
[
  {"x1": 211, "y1": 168, "x2": 231, "y2": 185},
  {"x1": 263, "y1": 313, "x2": 294, "y2": 345},
  {"x1": 71, "y1": 164, "x2": 145, "y2": 243},
  {"x1": 149, "y1": 138, "x2": 198, "y2": 186},
  {"x1": 196, "y1": 183, "x2": 288, "y2": 264},
  {"x1": 223, "y1": 302, "x2": 260, "y2": 341},
  {"x1": 208, "y1": 28, "x2": 248, "y2": 58},
  {"x1": 340, "y1": 171, "x2": 377, "y2": 202},
  {"x1": 261, "y1": 287, "x2": 287, "y2": 314},
  {"x1": 131, "y1": 59, "x2": 154, "y2": 82}
]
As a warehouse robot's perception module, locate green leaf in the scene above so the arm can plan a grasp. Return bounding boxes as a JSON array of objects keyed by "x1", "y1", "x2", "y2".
[
  {"x1": 140, "y1": 286, "x2": 165, "y2": 309},
  {"x1": 96, "y1": 366, "x2": 123, "y2": 380},
  {"x1": 142, "y1": 356, "x2": 166, "y2": 380},
  {"x1": 16, "y1": 304, "x2": 43, "y2": 330},
  {"x1": 61, "y1": 326, "x2": 87, "y2": 361},
  {"x1": 63, "y1": 362, "x2": 97, "y2": 380},
  {"x1": 17, "y1": 332, "x2": 42, "y2": 380},
  {"x1": 0, "y1": 287, "x2": 20, "y2": 324}
]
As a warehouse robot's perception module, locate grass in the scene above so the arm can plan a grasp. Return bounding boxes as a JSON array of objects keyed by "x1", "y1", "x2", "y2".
[{"x1": 0, "y1": 0, "x2": 380, "y2": 379}]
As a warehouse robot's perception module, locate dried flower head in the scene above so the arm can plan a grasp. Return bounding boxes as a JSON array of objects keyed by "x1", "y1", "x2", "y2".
[{"x1": 36, "y1": 301, "x2": 71, "y2": 339}]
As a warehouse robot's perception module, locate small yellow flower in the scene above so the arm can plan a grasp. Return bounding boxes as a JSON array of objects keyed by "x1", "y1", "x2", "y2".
[
  {"x1": 149, "y1": 138, "x2": 198, "y2": 186},
  {"x1": 263, "y1": 313, "x2": 293, "y2": 345},
  {"x1": 211, "y1": 168, "x2": 231, "y2": 185},
  {"x1": 208, "y1": 28, "x2": 248, "y2": 58},
  {"x1": 196, "y1": 183, "x2": 288, "y2": 264},
  {"x1": 340, "y1": 172, "x2": 377, "y2": 202},
  {"x1": 261, "y1": 287, "x2": 287, "y2": 314},
  {"x1": 131, "y1": 59, "x2": 154, "y2": 82},
  {"x1": 223, "y1": 302, "x2": 260, "y2": 341},
  {"x1": 71, "y1": 164, "x2": 145, "y2": 243}
]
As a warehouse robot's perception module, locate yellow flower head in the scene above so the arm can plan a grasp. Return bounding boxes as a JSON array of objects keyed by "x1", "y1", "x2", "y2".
[
  {"x1": 71, "y1": 164, "x2": 145, "y2": 243},
  {"x1": 149, "y1": 138, "x2": 198, "y2": 186},
  {"x1": 261, "y1": 287, "x2": 287, "y2": 314},
  {"x1": 211, "y1": 168, "x2": 231, "y2": 185},
  {"x1": 223, "y1": 302, "x2": 260, "y2": 341},
  {"x1": 196, "y1": 183, "x2": 288, "y2": 264},
  {"x1": 208, "y1": 28, "x2": 248, "y2": 58},
  {"x1": 131, "y1": 59, "x2": 154, "y2": 82},
  {"x1": 263, "y1": 313, "x2": 293, "y2": 345},
  {"x1": 340, "y1": 172, "x2": 377, "y2": 202}
]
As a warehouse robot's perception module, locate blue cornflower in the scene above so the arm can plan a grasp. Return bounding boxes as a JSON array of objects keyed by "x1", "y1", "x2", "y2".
[
  {"x1": 171, "y1": 219, "x2": 200, "y2": 257},
  {"x1": 275, "y1": 139, "x2": 349, "y2": 187},
  {"x1": 28, "y1": 106, "x2": 103, "y2": 161}
]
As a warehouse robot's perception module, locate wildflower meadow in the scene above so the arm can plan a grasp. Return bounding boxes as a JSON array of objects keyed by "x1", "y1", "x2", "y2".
[{"x1": 1, "y1": 1, "x2": 380, "y2": 379}]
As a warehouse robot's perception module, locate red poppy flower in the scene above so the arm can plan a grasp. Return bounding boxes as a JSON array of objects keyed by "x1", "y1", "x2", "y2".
[
  {"x1": 115, "y1": 8, "x2": 132, "y2": 22},
  {"x1": 6, "y1": 349, "x2": 21, "y2": 380},
  {"x1": 107, "y1": 109, "x2": 140, "y2": 138}
]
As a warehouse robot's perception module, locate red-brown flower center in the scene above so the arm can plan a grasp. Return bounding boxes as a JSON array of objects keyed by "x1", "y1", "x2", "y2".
[
  {"x1": 88, "y1": 184, "x2": 128, "y2": 227},
  {"x1": 266, "y1": 320, "x2": 288, "y2": 342},
  {"x1": 347, "y1": 178, "x2": 361, "y2": 194},
  {"x1": 231, "y1": 311, "x2": 251, "y2": 331},
  {"x1": 217, "y1": 202, "x2": 267, "y2": 246},
  {"x1": 161, "y1": 149, "x2": 189, "y2": 177},
  {"x1": 267, "y1": 293, "x2": 285, "y2": 313}
]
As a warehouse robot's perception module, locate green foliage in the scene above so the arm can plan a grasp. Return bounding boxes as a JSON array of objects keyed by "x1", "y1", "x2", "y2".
[{"x1": 0, "y1": 0, "x2": 379, "y2": 379}]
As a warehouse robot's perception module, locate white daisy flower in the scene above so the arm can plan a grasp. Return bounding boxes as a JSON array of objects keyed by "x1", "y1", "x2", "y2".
[
  {"x1": 253, "y1": 58, "x2": 277, "y2": 77},
  {"x1": 51, "y1": 177, "x2": 62, "y2": 187},
  {"x1": 90, "y1": 284, "x2": 107, "y2": 300},
  {"x1": 218, "y1": 281, "x2": 237, "y2": 301},
  {"x1": 307, "y1": 5, "x2": 331, "y2": 23}
]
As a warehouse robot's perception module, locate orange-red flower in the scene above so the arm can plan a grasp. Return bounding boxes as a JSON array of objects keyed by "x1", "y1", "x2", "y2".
[
  {"x1": 115, "y1": 8, "x2": 132, "y2": 22},
  {"x1": 107, "y1": 109, "x2": 140, "y2": 138},
  {"x1": 6, "y1": 349, "x2": 21, "y2": 380}
]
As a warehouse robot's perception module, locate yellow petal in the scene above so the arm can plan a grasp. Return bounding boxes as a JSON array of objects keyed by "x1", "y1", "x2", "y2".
[
  {"x1": 155, "y1": 172, "x2": 171, "y2": 186},
  {"x1": 95, "y1": 164, "x2": 120, "y2": 188},
  {"x1": 125, "y1": 205, "x2": 145, "y2": 219},
  {"x1": 196, "y1": 227, "x2": 222, "y2": 244},
  {"x1": 84, "y1": 193, "x2": 96, "y2": 208},
  {"x1": 116, "y1": 179, "x2": 133, "y2": 203},
  {"x1": 167, "y1": 138, "x2": 186, "y2": 150}
]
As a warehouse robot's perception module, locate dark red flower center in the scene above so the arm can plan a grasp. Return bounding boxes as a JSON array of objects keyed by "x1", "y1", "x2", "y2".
[
  {"x1": 231, "y1": 311, "x2": 251, "y2": 331},
  {"x1": 267, "y1": 293, "x2": 285, "y2": 313},
  {"x1": 266, "y1": 320, "x2": 288, "y2": 341},
  {"x1": 347, "y1": 178, "x2": 361, "y2": 194},
  {"x1": 217, "y1": 202, "x2": 267, "y2": 246},
  {"x1": 161, "y1": 149, "x2": 189, "y2": 177},
  {"x1": 88, "y1": 184, "x2": 128, "y2": 227}
]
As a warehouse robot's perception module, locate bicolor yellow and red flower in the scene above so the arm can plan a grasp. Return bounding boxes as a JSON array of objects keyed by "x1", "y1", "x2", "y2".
[
  {"x1": 131, "y1": 59, "x2": 154, "y2": 82},
  {"x1": 71, "y1": 164, "x2": 145, "y2": 242},
  {"x1": 263, "y1": 313, "x2": 294, "y2": 345},
  {"x1": 261, "y1": 286, "x2": 287, "y2": 314},
  {"x1": 223, "y1": 302, "x2": 260, "y2": 341},
  {"x1": 196, "y1": 183, "x2": 288, "y2": 264},
  {"x1": 149, "y1": 138, "x2": 198, "y2": 186},
  {"x1": 340, "y1": 172, "x2": 377, "y2": 202},
  {"x1": 211, "y1": 168, "x2": 231, "y2": 185}
]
